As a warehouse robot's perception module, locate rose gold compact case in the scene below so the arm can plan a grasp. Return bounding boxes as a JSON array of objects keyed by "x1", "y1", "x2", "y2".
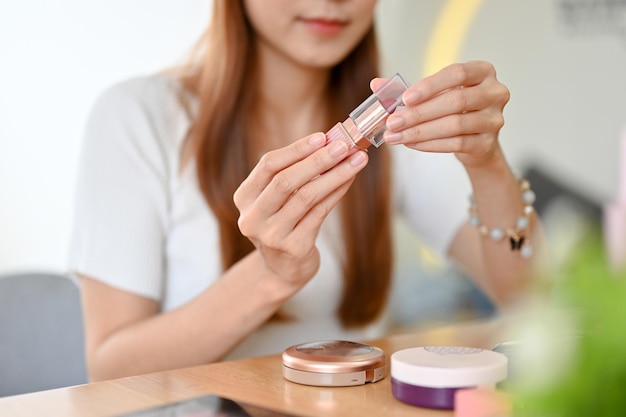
[{"x1": 282, "y1": 340, "x2": 386, "y2": 387}]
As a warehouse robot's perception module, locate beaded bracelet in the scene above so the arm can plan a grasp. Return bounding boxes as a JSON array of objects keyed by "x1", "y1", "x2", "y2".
[{"x1": 468, "y1": 179, "x2": 535, "y2": 259}]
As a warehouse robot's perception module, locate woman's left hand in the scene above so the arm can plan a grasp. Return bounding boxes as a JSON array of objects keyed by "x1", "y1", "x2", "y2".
[{"x1": 378, "y1": 61, "x2": 510, "y2": 168}]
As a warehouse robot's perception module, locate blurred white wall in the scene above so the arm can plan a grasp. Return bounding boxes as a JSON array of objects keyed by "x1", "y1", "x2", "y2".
[
  {"x1": 0, "y1": 0, "x2": 211, "y2": 274},
  {"x1": 378, "y1": 0, "x2": 626, "y2": 202},
  {"x1": 1, "y1": 0, "x2": 625, "y2": 275}
]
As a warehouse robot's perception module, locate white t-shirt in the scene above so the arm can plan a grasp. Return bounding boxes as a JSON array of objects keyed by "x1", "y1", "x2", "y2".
[{"x1": 68, "y1": 74, "x2": 471, "y2": 359}]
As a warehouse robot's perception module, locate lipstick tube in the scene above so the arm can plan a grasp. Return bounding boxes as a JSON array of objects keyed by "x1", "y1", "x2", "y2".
[{"x1": 326, "y1": 73, "x2": 410, "y2": 150}]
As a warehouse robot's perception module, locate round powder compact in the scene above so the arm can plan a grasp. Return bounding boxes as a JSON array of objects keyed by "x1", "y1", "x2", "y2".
[
  {"x1": 282, "y1": 340, "x2": 386, "y2": 387},
  {"x1": 390, "y1": 346, "x2": 508, "y2": 410}
]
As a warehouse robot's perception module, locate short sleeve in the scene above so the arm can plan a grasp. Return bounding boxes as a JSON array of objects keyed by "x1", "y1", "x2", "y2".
[
  {"x1": 391, "y1": 147, "x2": 472, "y2": 258},
  {"x1": 68, "y1": 77, "x2": 174, "y2": 301}
]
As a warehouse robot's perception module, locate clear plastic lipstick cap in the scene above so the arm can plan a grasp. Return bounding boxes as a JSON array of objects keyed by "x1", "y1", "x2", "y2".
[{"x1": 349, "y1": 73, "x2": 410, "y2": 148}]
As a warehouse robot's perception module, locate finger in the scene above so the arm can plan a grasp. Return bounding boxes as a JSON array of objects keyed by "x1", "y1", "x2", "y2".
[
  {"x1": 386, "y1": 82, "x2": 493, "y2": 134},
  {"x1": 234, "y1": 132, "x2": 326, "y2": 209},
  {"x1": 401, "y1": 61, "x2": 497, "y2": 106},
  {"x1": 278, "y1": 150, "x2": 367, "y2": 224},
  {"x1": 369, "y1": 77, "x2": 389, "y2": 92},
  {"x1": 403, "y1": 131, "x2": 496, "y2": 159},
  {"x1": 261, "y1": 177, "x2": 355, "y2": 268},
  {"x1": 289, "y1": 178, "x2": 355, "y2": 246},
  {"x1": 387, "y1": 110, "x2": 504, "y2": 146},
  {"x1": 246, "y1": 151, "x2": 366, "y2": 249},
  {"x1": 246, "y1": 137, "x2": 363, "y2": 225}
]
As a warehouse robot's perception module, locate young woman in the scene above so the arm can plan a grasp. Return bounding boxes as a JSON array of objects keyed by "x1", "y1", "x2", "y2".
[{"x1": 70, "y1": 0, "x2": 541, "y2": 381}]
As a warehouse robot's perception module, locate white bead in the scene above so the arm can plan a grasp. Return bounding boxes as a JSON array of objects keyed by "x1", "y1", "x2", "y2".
[
  {"x1": 516, "y1": 216, "x2": 529, "y2": 230},
  {"x1": 490, "y1": 228, "x2": 504, "y2": 241},
  {"x1": 467, "y1": 179, "x2": 536, "y2": 255},
  {"x1": 522, "y1": 189, "x2": 536, "y2": 205},
  {"x1": 469, "y1": 215, "x2": 480, "y2": 227}
]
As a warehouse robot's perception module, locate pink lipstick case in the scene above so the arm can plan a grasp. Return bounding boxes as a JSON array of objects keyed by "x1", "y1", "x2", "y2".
[{"x1": 326, "y1": 73, "x2": 409, "y2": 150}]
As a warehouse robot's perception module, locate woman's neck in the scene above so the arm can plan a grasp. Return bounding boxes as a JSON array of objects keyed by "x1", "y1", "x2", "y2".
[{"x1": 254, "y1": 46, "x2": 332, "y2": 148}]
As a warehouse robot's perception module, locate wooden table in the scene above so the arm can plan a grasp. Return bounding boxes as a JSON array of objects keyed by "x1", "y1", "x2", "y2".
[{"x1": 0, "y1": 318, "x2": 507, "y2": 417}]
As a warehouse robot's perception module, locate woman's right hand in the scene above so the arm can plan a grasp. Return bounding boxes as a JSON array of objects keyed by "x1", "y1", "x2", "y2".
[{"x1": 233, "y1": 132, "x2": 368, "y2": 291}]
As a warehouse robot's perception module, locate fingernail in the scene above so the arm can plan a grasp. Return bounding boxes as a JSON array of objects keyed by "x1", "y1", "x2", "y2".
[
  {"x1": 403, "y1": 90, "x2": 421, "y2": 105},
  {"x1": 384, "y1": 131, "x2": 402, "y2": 144},
  {"x1": 349, "y1": 151, "x2": 367, "y2": 167},
  {"x1": 387, "y1": 116, "x2": 404, "y2": 131},
  {"x1": 309, "y1": 132, "x2": 326, "y2": 147},
  {"x1": 329, "y1": 140, "x2": 349, "y2": 157}
]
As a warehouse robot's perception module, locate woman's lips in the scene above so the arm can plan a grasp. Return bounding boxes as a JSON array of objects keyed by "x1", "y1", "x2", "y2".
[{"x1": 300, "y1": 18, "x2": 346, "y2": 36}]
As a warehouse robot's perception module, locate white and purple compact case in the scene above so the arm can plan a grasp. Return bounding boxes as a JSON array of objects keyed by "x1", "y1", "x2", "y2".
[{"x1": 390, "y1": 346, "x2": 508, "y2": 410}]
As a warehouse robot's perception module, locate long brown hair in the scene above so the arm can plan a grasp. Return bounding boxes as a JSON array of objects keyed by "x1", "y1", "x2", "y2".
[{"x1": 180, "y1": 0, "x2": 392, "y2": 327}]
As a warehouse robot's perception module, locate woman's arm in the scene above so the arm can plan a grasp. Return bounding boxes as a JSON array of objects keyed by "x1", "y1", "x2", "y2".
[
  {"x1": 81, "y1": 132, "x2": 369, "y2": 381},
  {"x1": 446, "y1": 143, "x2": 544, "y2": 306},
  {"x1": 80, "y1": 250, "x2": 290, "y2": 381},
  {"x1": 380, "y1": 61, "x2": 544, "y2": 307}
]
